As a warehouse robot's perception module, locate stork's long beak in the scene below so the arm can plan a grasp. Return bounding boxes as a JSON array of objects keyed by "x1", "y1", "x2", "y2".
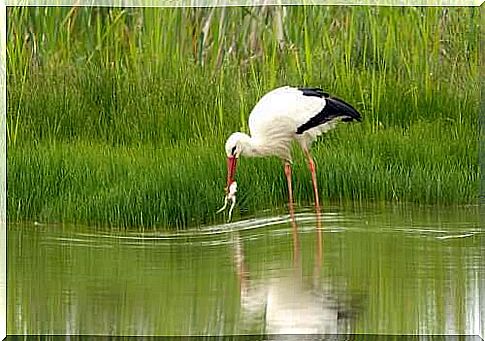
[{"x1": 226, "y1": 156, "x2": 237, "y2": 191}]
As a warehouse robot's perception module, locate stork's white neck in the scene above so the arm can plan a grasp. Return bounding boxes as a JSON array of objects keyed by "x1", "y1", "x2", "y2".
[
  {"x1": 234, "y1": 133, "x2": 261, "y2": 157},
  {"x1": 236, "y1": 132, "x2": 292, "y2": 161}
]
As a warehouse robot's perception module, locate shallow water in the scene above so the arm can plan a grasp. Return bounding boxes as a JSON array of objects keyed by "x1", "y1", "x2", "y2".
[{"x1": 7, "y1": 205, "x2": 484, "y2": 337}]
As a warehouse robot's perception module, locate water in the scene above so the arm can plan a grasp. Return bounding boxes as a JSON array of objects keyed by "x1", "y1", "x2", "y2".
[{"x1": 7, "y1": 205, "x2": 484, "y2": 337}]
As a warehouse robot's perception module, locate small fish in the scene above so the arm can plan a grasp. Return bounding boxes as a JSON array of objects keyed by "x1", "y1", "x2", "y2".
[{"x1": 216, "y1": 181, "x2": 237, "y2": 222}]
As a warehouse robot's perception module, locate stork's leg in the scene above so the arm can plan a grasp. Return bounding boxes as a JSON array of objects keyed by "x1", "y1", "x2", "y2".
[
  {"x1": 284, "y1": 161, "x2": 300, "y2": 263},
  {"x1": 304, "y1": 150, "x2": 321, "y2": 213},
  {"x1": 304, "y1": 150, "x2": 323, "y2": 261},
  {"x1": 284, "y1": 162, "x2": 297, "y2": 221}
]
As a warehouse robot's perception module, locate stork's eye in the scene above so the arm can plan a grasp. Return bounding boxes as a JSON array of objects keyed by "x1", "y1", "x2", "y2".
[{"x1": 231, "y1": 146, "x2": 237, "y2": 155}]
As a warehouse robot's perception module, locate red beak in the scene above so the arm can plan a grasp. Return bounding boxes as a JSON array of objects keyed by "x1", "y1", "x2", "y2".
[{"x1": 226, "y1": 156, "x2": 237, "y2": 191}]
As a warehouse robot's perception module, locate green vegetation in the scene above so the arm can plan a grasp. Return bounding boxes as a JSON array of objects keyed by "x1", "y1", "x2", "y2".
[{"x1": 7, "y1": 7, "x2": 479, "y2": 228}]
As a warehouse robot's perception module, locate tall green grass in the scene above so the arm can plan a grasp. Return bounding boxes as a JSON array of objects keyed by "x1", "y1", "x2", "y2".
[{"x1": 6, "y1": 6, "x2": 480, "y2": 228}]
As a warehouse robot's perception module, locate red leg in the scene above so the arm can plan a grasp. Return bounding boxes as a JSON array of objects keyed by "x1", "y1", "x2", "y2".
[
  {"x1": 305, "y1": 151, "x2": 323, "y2": 262},
  {"x1": 284, "y1": 162, "x2": 297, "y2": 224},
  {"x1": 284, "y1": 162, "x2": 300, "y2": 262},
  {"x1": 306, "y1": 154, "x2": 321, "y2": 213}
]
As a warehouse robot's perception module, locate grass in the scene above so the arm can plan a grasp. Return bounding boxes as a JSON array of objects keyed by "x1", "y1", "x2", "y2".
[
  {"x1": 8, "y1": 119, "x2": 477, "y2": 228},
  {"x1": 6, "y1": 6, "x2": 480, "y2": 228}
]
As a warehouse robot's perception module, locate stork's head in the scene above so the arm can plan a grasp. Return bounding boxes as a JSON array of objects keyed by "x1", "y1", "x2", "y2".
[
  {"x1": 225, "y1": 132, "x2": 249, "y2": 158},
  {"x1": 224, "y1": 132, "x2": 250, "y2": 192}
]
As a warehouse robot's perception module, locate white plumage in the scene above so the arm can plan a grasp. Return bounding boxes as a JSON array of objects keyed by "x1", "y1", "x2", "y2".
[
  {"x1": 249, "y1": 86, "x2": 328, "y2": 156},
  {"x1": 226, "y1": 86, "x2": 360, "y2": 161}
]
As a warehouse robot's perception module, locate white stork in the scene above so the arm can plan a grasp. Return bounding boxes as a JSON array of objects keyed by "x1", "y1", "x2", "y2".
[{"x1": 223, "y1": 86, "x2": 362, "y2": 221}]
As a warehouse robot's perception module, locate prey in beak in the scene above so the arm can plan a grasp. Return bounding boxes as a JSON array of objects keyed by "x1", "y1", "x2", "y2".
[{"x1": 216, "y1": 181, "x2": 237, "y2": 222}]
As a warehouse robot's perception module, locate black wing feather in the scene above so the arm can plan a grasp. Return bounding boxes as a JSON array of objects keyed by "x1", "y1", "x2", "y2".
[
  {"x1": 296, "y1": 94, "x2": 362, "y2": 135},
  {"x1": 298, "y1": 87, "x2": 330, "y2": 98}
]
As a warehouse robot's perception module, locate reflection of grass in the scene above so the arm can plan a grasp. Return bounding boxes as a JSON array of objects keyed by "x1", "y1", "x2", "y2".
[
  {"x1": 8, "y1": 206, "x2": 480, "y2": 334},
  {"x1": 7, "y1": 7, "x2": 479, "y2": 228}
]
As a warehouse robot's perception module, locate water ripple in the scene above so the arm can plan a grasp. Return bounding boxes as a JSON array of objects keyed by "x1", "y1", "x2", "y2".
[{"x1": 38, "y1": 209, "x2": 482, "y2": 249}]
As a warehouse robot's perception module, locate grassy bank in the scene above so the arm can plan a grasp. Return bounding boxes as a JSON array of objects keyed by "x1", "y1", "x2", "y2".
[
  {"x1": 6, "y1": 6, "x2": 479, "y2": 228},
  {"x1": 8, "y1": 119, "x2": 477, "y2": 228}
]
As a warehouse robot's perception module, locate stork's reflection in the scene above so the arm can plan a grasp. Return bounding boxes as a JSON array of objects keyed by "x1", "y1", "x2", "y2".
[{"x1": 232, "y1": 216, "x2": 361, "y2": 335}]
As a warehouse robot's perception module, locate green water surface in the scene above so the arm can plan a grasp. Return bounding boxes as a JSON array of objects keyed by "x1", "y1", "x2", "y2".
[{"x1": 7, "y1": 205, "x2": 484, "y2": 337}]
